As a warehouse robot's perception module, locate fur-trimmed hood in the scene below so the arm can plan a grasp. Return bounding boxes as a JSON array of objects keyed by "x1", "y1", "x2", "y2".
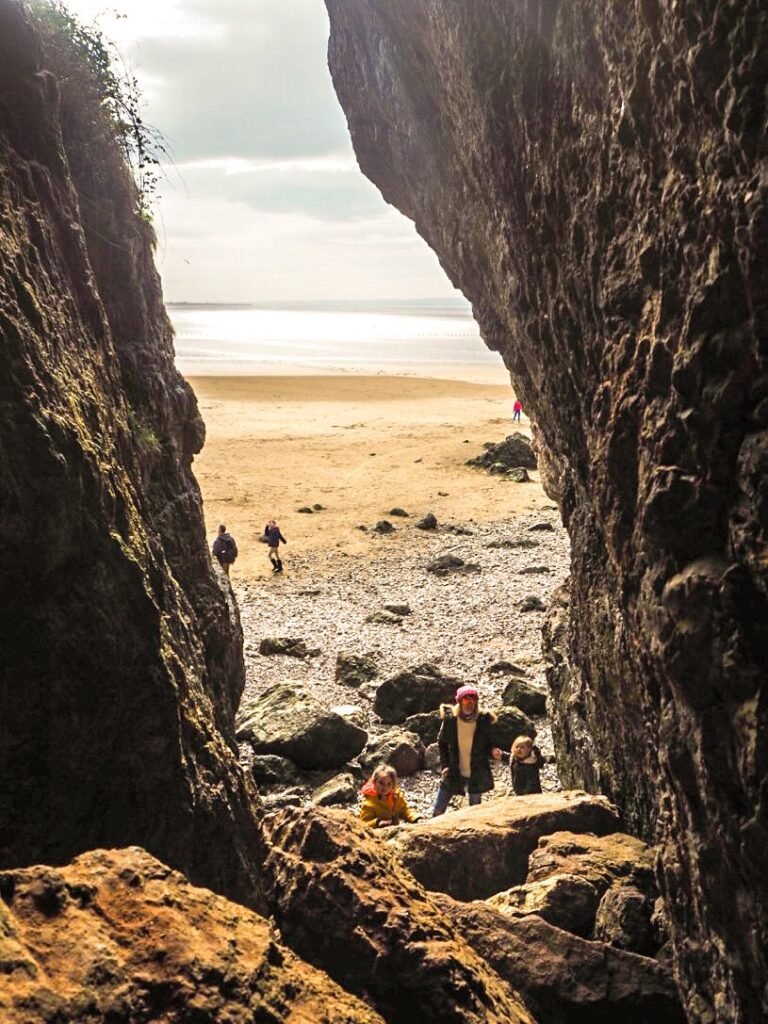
[{"x1": 438, "y1": 702, "x2": 496, "y2": 722}]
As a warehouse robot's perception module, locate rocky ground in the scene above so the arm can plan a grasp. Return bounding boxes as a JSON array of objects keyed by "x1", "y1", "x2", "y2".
[{"x1": 235, "y1": 504, "x2": 570, "y2": 818}]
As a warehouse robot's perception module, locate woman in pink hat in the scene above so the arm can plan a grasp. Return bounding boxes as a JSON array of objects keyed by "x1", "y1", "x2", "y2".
[{"x1": 431, "y1": 685, "x2": 502, "y2": 816}]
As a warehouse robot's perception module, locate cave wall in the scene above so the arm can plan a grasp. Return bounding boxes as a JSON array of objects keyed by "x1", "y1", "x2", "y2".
[
  {"x1": 324, "y1": 2, "x2": 767, "y2": 1021},
  {"x1": 0, "y1": 0, "x2": 265, "y2": 909}
]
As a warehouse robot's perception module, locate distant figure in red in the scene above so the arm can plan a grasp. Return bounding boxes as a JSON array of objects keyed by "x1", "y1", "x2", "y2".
[{"x1": 513, "y1": 399, "x2": 523, "y2": 423}]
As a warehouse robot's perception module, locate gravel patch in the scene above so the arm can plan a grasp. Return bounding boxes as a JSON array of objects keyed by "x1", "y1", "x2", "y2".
[{"x1": 236, "y1": 508, "x2": 569, "y2": 819}]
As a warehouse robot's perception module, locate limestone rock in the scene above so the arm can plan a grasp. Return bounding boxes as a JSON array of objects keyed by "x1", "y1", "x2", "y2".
[
  {"x1": 361, "y1": 729, "x2": 425, "y2": 777},
  {"x1": 385, "y1": 792, "x2": 620, "y2": 900},
  {"x1": 594, "y1": 885, "x2": 656, "y2": 957},
  {"x1": 527, "y1": 831, "x2": 657, "y2": 900},
  {"x1": 251, "y1": 754, "x2": 302, "y2": 788},
  {"x1": 261, "y1": 807, "x2": 535, "y2": 1023},
  {"x1": 373, "y1": 662, "x2": 462, "y2": 723},
  {"x1": 0, "y1": 847, "x2": 385, "y2": 1024},
  {"x1": 237, "y1": 683, "x2": 367, "y2": 769},
  {"x1": 431, "y1": 893, "x2": 685, "y2": 1024}
]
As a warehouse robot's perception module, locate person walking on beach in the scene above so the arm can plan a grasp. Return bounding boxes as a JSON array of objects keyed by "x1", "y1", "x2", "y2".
[
  {"x1": 212, "y1": 524, "x2": 238, "y2": 576},
  {"x1": 513, "y1": 399, "x2": 523, "y2": 422},
  {"x1": 264, "y1": 518, "x2": 287, "y2": 573},
  {"x1": 432, "y1": 685, "x2": 502, "y2": 816}
]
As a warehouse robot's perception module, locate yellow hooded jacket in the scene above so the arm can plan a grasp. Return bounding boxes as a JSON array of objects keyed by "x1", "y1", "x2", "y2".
[{"x1": 358, "y1": 780, "x2": 417, "y2": 828}]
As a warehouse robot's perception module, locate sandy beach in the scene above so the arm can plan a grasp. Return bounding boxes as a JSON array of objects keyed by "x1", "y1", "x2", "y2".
[{"x1": 189, "y1": 372, "x2": 550, "y2": 578}]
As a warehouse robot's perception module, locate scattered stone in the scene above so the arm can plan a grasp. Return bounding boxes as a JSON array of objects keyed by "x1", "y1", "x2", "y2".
[
  {"x1": 425, "y1": 554, "x2": 482, "y2": 576},
  {"x1": 403, "y1": 711, "x2": 442, "y2": 746},
  {"x1": 330, "y1": 704, "x2": 367, "y2": 730},
  {"x1": 297, "y1": 506, "x2": 314, "y2": 513},
  {"x1": 356, "y1": 524, "x2": 368, "y2": 531},
  {"x1": 374, "y1": 663, "x2": 461, "y2": 724},
  {"x1": 506, "y1": 467, "x2": 530, "y2": 482},
  {"x1": 311, "y1": 773, "x2": 358, "y2": 807},
  {"x1": 298, "y1": 588, "x2": 322, "y2": 597},
  {"x1": 501, "y1": 679, "x2": 547, "y2": 716},
  {"x1": 415, "y1": 512, "x2": 438, "y2": 530},
  {"x1": 262, "y1": 788, "x2": 306, "y2": 810},
  {"x1": 519, "y1": 565, "x2": 551, "y2": 574},
  {"x1": 389, "y1": 507, "x2": 409, "y2": 517},
  {"x1": 361, "y1": 729, "x2": 425, "y2": 777},
  {"x1": 488, "y1": 661, "x2": 527, "y2": 677},
  {"x1": 312, "y1": 503, "x2": 325, "y2": 510},
  {"x1": 251, "y1": 754, "x2": 302, "y2": 788},
  {"x1": 373, "y1": 520, "x2": 395, "y2": 534},
  {"x1": 383, "y1": 603, "x2": 411, "y2": 616},
  {"x1": 336, "y1": 652, "x2": 378, "y2": 688},
  {"x1": 236, "y1": 683, "x2": 368, "y2": 769},
  {"x1": 528, "y1": 522, "x2": 555, "y2": 532},
  {"x1": 438, "y1": 490, "x2": 449, "y2": 495},
  {"x1": 519, "y1": 595, "x2": 546, "y2": 612},
  {"x1": 527, "y1": 831, "x2": 657, "y2": 901},
  {"x1": 492, "y1": 706, "x2": 537, "y2": 749},
  {"x1": 486, "y1": 538, "x2": 539, "y2": 549},
  {"x1": 365, "y1": 609, "x2": 403, "y2": 625},
  {"x1": 259, "y1": 637, "x2": 321, "y2": 658},
  {"x1": 445, "y1": 524, "x2": 474, "y2": 535}
]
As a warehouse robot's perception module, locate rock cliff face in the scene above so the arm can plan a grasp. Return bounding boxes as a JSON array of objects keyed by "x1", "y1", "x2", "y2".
[
  {"x1": 325, "y1": 2, "x2": 767, "y2": 1021},
  {"x1": 0, "y1": 0, "x2": 263, "y2": 908}
]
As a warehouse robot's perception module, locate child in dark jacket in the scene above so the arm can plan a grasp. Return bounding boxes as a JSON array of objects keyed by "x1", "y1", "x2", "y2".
[
  {"x1": 264, "y1": 519, "x2": 287, "y2": 573},
  {"x1": 501, "y1": 734, "x2": 543, "y2": 795}
]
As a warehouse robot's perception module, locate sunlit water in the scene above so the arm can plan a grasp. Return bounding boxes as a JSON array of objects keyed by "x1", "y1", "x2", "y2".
[{"x1": 169, "y1": 301, "x2": 506, "y2": 379}]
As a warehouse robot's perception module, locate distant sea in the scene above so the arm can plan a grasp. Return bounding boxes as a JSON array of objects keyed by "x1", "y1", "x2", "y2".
[{"x1": 168, "y1": 300, "x2": 506, "y2": 380}]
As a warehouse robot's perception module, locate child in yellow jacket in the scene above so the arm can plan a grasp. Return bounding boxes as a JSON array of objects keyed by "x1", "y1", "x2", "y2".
[{"x1": 359, "y1": 764, "x2": 418, "y2": 829}]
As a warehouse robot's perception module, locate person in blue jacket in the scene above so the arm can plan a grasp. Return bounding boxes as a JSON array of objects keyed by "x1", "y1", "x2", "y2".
[{"x1": 264, "y1": 519, "x2": 287, "y2": 573}]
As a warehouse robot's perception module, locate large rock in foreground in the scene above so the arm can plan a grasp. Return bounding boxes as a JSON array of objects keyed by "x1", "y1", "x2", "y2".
[
  {"x1": 262, "y1": 807, "x2": 535, "y2": 1024},
  {"x1": 0, "y1": 848, "x2": 384, "y2": 1024},
  {"x1": 373, "y1": 662, "x2": 462, "y2": 723},
  {"x1": 237, "y1": 683, "x2": 368, "y2": 769},
  {"x1": 386, "y1": 792, "x2": 620, "y2": 900},
  {"x1": 432, "y1": 893, "x2": 685, "y2": 1024},
  {"x1": 325, "y1": 3, "x2": 768, "y2": 1018}
]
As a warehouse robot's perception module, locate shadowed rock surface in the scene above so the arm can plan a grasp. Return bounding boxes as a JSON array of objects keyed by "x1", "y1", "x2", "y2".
[
  {"x1": 0, "y1": 0, "x2": 263, "y2": 907},
  {"x1": 0, "y1": 848, "x2": 385, "y2": 1024},
  {"x1": 385, "y1": 792, "x2": 620, "y2": 900},
  {"x1": 432, "y1": 893, "x2": 685, "y2": 1024},
  {"x1": 261, "y1": 806, "x2": 535, "y2": 1024},
  {"x1": 325, "y1": 2, "x2": 768, "y2": 1018}
]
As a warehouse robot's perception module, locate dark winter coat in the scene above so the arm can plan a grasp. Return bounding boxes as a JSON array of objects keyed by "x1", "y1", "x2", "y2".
[
  {"x1": 264, "y1": 524, "x2": 286, "y2": 548},
  {"x1": 437, "y1": 704, "x2": 497, "y2": 795},
  {"x1": 212, "y1": 532, "x2": 238, "y2": 564},
  {"x1": 502, "y1": 745, "x2": 543, "y2": 795}
]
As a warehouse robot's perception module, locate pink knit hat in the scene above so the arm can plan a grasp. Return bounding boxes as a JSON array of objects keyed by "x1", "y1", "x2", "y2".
[{"x1": 455, "y1": 685, "x2": 479, "y2": 702}]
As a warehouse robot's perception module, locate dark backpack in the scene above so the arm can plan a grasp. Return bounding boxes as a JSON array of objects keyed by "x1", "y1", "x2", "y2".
[{"x1": 223, "y1": 536, "x2": 237, "y2": 561}]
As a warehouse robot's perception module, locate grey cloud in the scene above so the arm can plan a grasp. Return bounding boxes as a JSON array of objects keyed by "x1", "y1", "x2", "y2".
[{"x1": 133, "y1": 0, "x2": 350, "y2": 161}]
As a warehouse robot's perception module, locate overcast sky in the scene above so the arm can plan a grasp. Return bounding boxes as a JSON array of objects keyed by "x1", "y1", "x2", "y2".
[{"x1": 55, "y1": 0, "x2": 458, "y2": 303}]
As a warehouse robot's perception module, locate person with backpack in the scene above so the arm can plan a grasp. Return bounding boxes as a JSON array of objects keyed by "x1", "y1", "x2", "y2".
[
  {"x1": 264, "y1": 519, "x2": 287, "y2": 573},
  {"x1": 212, "y1": 524, "x2": 238, "y2": 576}
]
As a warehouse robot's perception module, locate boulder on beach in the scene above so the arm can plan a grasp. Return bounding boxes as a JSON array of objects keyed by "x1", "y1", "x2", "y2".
[
  {"x1": 373, "y1": 520, "x2": 395, "y2": 534},
  {"x1": 360, "y1": 729, "x2": 425, "y2": 777},
  {"x1": 501, "y1": 678, "x2": 547, "y2": 717},
  {"x1": 519, "y1": 595, "x2": 546, "y2": 612},
  {"x1": 335, "y1": 651, "x2": 378, "y2": 688},
  {"x1": 403, "y1": 711, "x2": 441, "y2": 746},
  {"x1": 365, "y1": 609, "x2": 403, "y2": 625},
  {"x1": 251, "y1": 754, "x2": 302, "y2": 788},
  {"x1": 259, "y1": 637, "x2": 320, "y2": 658},
  {"x1": 236, "y1": 683, "x2": 368, "y2": 770},
  {"x1": 373, "y1": 663, "x2": 462, "y2": 724},
  {"x1": 492, "y1": 706, "x2": 537, "y2": 749},
  {"x1": 488, "y1": 873, "x2": 601, "y2": 936},
  {"x1": 312, "y1": 773, "x2": 358, "y2": 807},
  {"x1": 415, "y1": 512, "x2": 438, "y2": 530},
  {"x1": 506, "y1": 467, "x2": 530, "y2": 482},
  {"x1": 466, "y1": 433, "x2": 537, "y2": 471},
  {"x1": 425, "y1": 554, "x2": 481, "y2": 576}
]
